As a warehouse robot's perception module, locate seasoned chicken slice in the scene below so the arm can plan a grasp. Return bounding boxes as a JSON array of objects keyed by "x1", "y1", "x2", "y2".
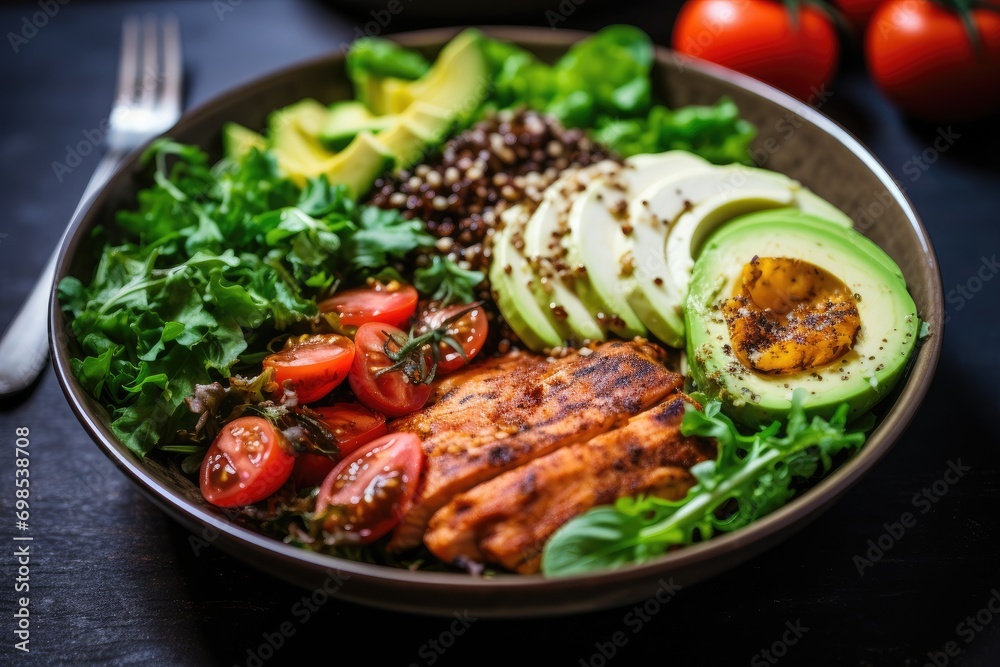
[
  {"x1": 388, "y1": 340, "x2": 681, "y2": 551},
  {"x1": 424, "y1": 393, "x2": 715, "y2": 573}
]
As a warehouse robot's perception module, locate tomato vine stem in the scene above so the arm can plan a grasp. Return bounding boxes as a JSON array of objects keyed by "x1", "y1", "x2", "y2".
[
  {"x1": 376, "y1": 302, "x2": 482, "y2": 385},
  {"x1": 934, "y1": 0, "x2": 1000, "y2": 51}
]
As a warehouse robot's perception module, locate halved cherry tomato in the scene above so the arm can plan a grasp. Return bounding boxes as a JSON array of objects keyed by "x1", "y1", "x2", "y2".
[
  {"x1": 417, "y1": 303, "x2": 488, "y2": 374},
  {"x1": 313, "y1": 403, "x2": 388, "y2": 455},
  {"x1": 263, "y1": 334, "x2": 355, "y2": 404},
  {"x1": 315, "y1": 432, "x2": 425, "y2": 544},
  {"x1": 290, "y1": 403, "x2": 388, "y2": 487},
  {"x1": 290, "y1": 454, "x2": 339, "y2": 490},
  {"x1": 200, "y1": 416, "x2": 295, "y2": 507},
  {"x1": 348, "y1": 323, "x2": 432, "y2": 418},
  {"x1": 318, "y1": 283, "x2": 418, "y2": 329}
]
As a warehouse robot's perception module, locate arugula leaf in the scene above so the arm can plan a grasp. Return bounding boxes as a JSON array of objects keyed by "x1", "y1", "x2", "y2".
[
  {"x1": 541, "y1": 390, "x2": 872, "y2": 576},
  {"x1": 413, "y1": 256, "x2": 485, "y2": 305}
]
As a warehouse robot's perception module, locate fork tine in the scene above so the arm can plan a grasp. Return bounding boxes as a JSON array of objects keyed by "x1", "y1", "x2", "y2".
[
  {"x1": 113, "y1": 16, "x2": 140, "y2": 108},
  {"x1": 137, "y1": 14, "x2": 160, "y2": 109},
  {"x1": 160, "y1": 15, "x2": 182, "y2": 119}
]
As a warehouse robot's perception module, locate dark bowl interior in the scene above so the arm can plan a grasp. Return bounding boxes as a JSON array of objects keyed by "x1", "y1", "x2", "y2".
[{"x1": 50, "y1": 27, "x2": 944, "y2": 617}]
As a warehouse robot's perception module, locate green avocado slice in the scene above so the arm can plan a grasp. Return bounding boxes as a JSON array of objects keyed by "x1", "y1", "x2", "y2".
[
  {"x1": 685, "y1": 209, "x2": 920, "y2": 427},
  {"x1": 222, "y1": 123, "x2": 266, "y2": 161},
  {"x1": 320, "y1": 132, "x2": 395, "y2": 198},
  {"x1": 522, "y1": 195, "x2": 606, "y2": 344},
  {"x1": 269, "y1": 98, "x2": 334, "y2": 176},
  {"x1": 489, "y1": 205, "x2": 566, "y2": 351},
  {"x1": 382, "y1": 29, "x2": 489, "y2": 123},
  {"x1": 319, "y1": 101, "x2": 396, "y2": 151},
  {"x1": 564, "y1": 179, "x2": 648, "y2": 338},
  {"x1": 622, "y1": 161, "x2": 851, "y2": 348}
]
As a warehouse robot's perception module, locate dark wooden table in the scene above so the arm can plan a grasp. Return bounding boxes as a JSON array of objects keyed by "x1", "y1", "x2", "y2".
[{"x1": 2, "y1": 1, "x2": 999, "y2": 665}]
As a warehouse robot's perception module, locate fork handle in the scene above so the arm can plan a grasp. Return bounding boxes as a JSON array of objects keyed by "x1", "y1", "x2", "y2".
[{"x1": 0, "y1": 149, "x2": 127, "y2": 398}]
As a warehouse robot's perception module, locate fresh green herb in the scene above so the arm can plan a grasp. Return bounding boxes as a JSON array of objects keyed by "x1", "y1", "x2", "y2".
[
  {"x1": 483, "y1": 25, "x2": 654, "y2": 127},
  {"x1": 592, "y1": 98, "x2": 757, "y2": 164},
  {"x1": 918, "y1": 319, "x2": 931, "y2": 339},
  {"x1": 413, "y1": 256, "x2": 485, "y2": 306},
  {"x1": 346, "y1": 36, "x2": 431, "y2": 82},
  {"x1": 341, "y1": 206, "x2": 434, "y2": 271},
  {"x1": 59, "y1": 140, "x2": 432, "y2": 457},
  {"x1": 540, "y1": 390, "x2": 873, "y2": 576}
]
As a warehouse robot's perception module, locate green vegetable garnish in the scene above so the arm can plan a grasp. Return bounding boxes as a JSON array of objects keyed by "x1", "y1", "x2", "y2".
[
  {"x1": 592, "y1": 98, "x2": 757, "y2": 163},
  {"x1": 59, "y1": 140, "x2": 432, "y2": 457},
  {"x1": 413, "y1": 256, "x2": 484, "y2": 306},
  {"x1": 346, "y1": 36, "x2": 431, "y2": 81},
  {"x1": 540, "y1": 390, "x2": 874, "y2": 576},
  {"x1": 474, "y1": 26, "x2": 756, "y2": 164}
]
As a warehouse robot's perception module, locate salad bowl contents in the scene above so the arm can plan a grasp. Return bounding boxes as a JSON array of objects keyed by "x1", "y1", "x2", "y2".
[{"x1": 52, "y1": 26, "x2": 941, "y2": 615}]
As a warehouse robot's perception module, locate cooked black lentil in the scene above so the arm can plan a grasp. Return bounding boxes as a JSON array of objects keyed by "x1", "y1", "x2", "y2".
[{"x1": 369, "y1": 108, "x2": 610, "y2": 272}]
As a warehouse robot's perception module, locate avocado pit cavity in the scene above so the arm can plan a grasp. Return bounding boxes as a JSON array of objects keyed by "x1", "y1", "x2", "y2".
[{"x1": 723, "y1": 257, "x2": 860, "y2": 375}]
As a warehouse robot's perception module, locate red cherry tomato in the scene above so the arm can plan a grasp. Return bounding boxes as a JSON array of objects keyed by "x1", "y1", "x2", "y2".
[
  {"x1": 318, "y1": 283, "x2": 418, "y2": 329},
  {"x1": 417, "y1": 303, "x2": 489, "y2": 374},
  {"x1": 262, "y1": 334, "x2": 355, "y2": 404},
  {"x1": 315, "y1": 432, "x2": 425, "y2": 544},
  {"x1": 865, "y1": 0, "x2": 1000, "y2": 120},
  {"x1": 200, "y1": 416, "x2": 295, "y2": 507},
  {"x1": 348, "y1": 323, "x2": 433, "y2": 418},
  {"x1": 672, "y1": 0, "x2": 839, "y2": 102},
  {"x1": 290, "y1": 404, "x2": 388, "y2": 487}
]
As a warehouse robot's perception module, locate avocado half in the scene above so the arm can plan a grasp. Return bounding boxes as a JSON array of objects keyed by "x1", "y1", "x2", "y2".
[{"x1": 685, "y1": 208, "x2": 920, "y2": 427}]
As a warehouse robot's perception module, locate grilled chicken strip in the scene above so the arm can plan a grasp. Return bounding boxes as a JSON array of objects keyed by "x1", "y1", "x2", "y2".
[
  {"x1": 388, "y1": 340, "x2": 681, "y2": 551},
  {"x1": 424, "y1": 392, "x2": 715, "y2": 573}
]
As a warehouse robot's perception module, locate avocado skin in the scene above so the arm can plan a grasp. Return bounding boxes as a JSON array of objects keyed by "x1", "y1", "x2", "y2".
[{"x1": 685, "y1": 208, "x2": 920, "y2": 428}]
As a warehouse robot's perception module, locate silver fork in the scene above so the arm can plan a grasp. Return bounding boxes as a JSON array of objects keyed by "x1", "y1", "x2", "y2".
[{"x1": 0, "y1": 15, "x2": 183, "y2": 398}]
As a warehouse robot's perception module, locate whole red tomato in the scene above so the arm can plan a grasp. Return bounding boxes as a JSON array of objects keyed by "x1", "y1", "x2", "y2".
[
  {"x1": 672, "y1": 0, "x2": 839, "y2": 102},
  {"x1": 865, "y1": 0, "x2": 1000, "y2": 120}
]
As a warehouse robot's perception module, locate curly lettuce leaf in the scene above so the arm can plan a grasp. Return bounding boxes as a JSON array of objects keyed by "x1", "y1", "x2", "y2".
[
  {"x1": 592, "y1": 98, "x2": 757, "y2": 164},
  {"x1": 58, "y1": 139, "x2": 431, "y2": 456}
]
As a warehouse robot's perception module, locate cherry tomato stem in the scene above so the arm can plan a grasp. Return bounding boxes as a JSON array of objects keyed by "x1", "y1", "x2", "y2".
[{"x1": 349, "y1": 323, "x2": 433, "y2": 418}]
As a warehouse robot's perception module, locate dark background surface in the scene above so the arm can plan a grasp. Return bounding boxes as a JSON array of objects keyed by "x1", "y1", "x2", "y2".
[{"x1": 1, "y1": 1, "x2": 999, "y2": 665}]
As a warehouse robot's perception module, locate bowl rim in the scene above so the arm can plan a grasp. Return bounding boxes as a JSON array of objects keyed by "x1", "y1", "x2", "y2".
[{"x1": 49, "y1": 25, "x2": 944, "y2": 596}]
